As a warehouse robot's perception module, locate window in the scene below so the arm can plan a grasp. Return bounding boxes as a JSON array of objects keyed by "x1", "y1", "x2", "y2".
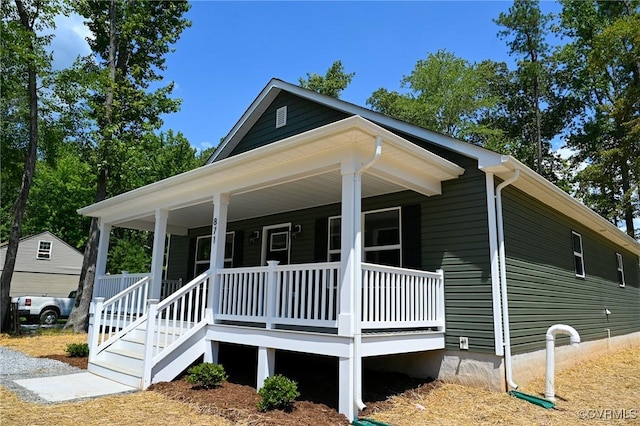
[
  {"x1": 37, "y1": 240, "x2": 52, "y2": 260},
  {"x1": 224, "y1": 232, "x2": 235, "y2": 268},
  {"x1": 328, "y1": 216, "x2": 341, "y2": 262},
  {"x1": 194, "y1": 232, "x2": 235, "y2": 276},
  {"x1": 364, "y1": 208, "x2": 401, "y2": 266},
  {"x1": 616, "y1": 253, "x2": 625, "y2": 287},
  {"x1": 327, "y1": 207, "x2": 402, "y2": 267},
  {"x1": 572, "y1": 231, "x2": 585, "y2": 278}
]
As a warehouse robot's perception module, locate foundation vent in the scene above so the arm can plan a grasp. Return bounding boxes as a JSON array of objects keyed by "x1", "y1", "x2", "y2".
[{"x1": 276, "y1": 106, "x2": 287, "y2": 128}]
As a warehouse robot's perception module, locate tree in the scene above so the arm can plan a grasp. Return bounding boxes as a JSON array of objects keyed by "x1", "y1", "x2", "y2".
[
  {"x1": 64, "y1": 0, "x2": 191, "y2": 332},
  {"x1": 20, "y1": 144, "x2": 94, "y2": 249},
  {"x1": 299, "y1": 60, "x2": 355, "y2": 98},
  {"x1": 0, "y1": 0, "x2": 62, "y2": 331},
  {"x1": 557, "y1": 0, "x2": 639, "y2": 238},
  {"x1": 367, "y1": 50, "x2": 501, "y2": 142},
  {"x1": 495, "y1": 0, "x2": 552, "y2": 175}
]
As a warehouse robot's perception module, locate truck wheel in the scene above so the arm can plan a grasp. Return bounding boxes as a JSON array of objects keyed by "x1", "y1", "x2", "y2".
[{"x1": 39, "y1": 309, "x2": 59, "y2": 325}]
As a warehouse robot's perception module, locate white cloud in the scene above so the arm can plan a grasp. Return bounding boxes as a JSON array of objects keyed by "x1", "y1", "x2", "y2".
[{"x1": 48, "y1": 14, "x2": 92, "y2": 70}]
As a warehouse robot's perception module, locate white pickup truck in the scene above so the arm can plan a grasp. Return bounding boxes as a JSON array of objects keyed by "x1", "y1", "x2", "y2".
[{"x1": 12, "y1": 291, "x2": 76, "y2": 325}]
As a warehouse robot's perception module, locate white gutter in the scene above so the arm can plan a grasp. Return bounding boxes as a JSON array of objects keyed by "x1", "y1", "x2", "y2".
[
  {"x1": 495, "y1": 169, "x2": 520, "y2": 390},
  {"x1": 353, "y1": 135, "x2": 383, "y2": 412},
  {"x1": 485, "y1": 173, "x2": 504, "y2": 356}
]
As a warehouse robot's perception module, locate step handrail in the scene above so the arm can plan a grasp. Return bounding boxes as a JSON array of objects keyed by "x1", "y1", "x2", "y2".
[
  {"x1": 142, "y1": 270, "x2": 211, "y2": 388},
  {"x1": 90, "y1": 275, "x2": 150, "y2": 361}
]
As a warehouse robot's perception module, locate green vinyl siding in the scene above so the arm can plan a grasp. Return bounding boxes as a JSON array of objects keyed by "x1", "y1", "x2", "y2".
[
  {"x1": 228, "y1": 91, "x2": 350, "y2": 157},
  {"x1": 166, "y1": 235, "x2": 190, "y2": 280},
  {"x1": 421, "y1": 165, "x2": 494, "y2": 353},
  {"x1": 502, "y1": 186, "x2": 640, "y2": 354}
]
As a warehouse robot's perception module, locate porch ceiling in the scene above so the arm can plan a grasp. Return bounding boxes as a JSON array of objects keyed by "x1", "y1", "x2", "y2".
[{"x1": 79, "y1": 116, "x2": 464, "y2": 235}]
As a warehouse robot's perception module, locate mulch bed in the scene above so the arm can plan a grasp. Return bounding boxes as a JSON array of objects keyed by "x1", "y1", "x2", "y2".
[{"x1": 43, "y1": 345, "x2": 440, "y2": 426}]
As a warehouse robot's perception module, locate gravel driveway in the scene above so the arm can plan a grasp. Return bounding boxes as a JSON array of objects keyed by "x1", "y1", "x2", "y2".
[{"x1": 0, "y1": 346, "x2": 83, "y2": 404}]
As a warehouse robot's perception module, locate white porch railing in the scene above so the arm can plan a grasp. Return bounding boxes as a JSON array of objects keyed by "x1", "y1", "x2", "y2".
[
  {"x1": 94, "y1": 272, "x2": 149, "y2": 300},
  {"x1": 361, "y1": 263, "x2": 444, "y2": 330},
  {"x1": 140, "y1": 271, "x2": 210, "y2": 387},
  {"x1": 95, "y1": 273, "x2": 183, "y2": 301},
  {"x1": 91, "y1": 262, "x2": 445, "y2": 351},
  {"x1": 216, "y1": 262, "x2": 341, "y2": 329},
  {"x1": 90, "y1": 275, "x2": 150, "y2": 362}
]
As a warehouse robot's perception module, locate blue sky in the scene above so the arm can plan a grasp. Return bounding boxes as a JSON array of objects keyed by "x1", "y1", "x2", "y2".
[{"x1": 52, "y1": 1, "x2": 563, "y2": 154}]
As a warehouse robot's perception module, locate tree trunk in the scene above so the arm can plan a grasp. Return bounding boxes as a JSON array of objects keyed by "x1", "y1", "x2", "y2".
[
  {"x1": 534, "y1": 77, "x2": 542, "y2": 175},
  {"x1": 620, "y1": 161, "x2": 636, "y2": 238},
  {"x1": 0, "y1": 0, "x2": 39, "y2": 332},
  {"x1": 64, "y1": 0, "x2": 118, "y2": 332}
]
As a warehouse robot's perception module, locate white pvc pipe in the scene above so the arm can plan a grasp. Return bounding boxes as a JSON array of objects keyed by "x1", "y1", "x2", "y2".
[
  {"x1": 495, "y1": 170, "x2": 520, "y2": 390},
  {"x1": 353, "y1": 135, "x2": 383, "y2": 412},
  {"x1": 545, "y1": 324, "x2": 580, "y2": 401}
]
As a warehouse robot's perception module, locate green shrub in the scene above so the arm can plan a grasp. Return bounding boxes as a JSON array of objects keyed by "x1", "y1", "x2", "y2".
[
  {"x1": 257, "y1": 374, "x2": 300, "y2": 412},
  {"x1": 185, "y1": 363, "x2": 228, "y2": 389},
  {"x1": 66, "y1": 343, "x2": 89, "y2": 357}
]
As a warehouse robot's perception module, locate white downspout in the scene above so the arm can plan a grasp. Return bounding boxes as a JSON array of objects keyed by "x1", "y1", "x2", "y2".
[
  {"x1": 495, "y1": 169, "x2": 520, "y2": 390},
  {"x1": 545, "y1": 324, "x2": 580, "y2": 401},
  {"x1": 353, "y1": 135, "x2": 383, "y2": 412}
]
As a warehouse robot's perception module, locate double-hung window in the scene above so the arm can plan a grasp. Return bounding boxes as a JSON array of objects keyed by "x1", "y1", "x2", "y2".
[
  {"x1": 572, "y1": 231, "x2": 585, "y2": 278},
  {"x1": 616, "y1": 253, "x2": 625, "y2": 287},
  {"x1": 328, "y1": 207, "x2": 402, "y2": 267},
  {"x1": 194, "y1": 232, "x2": 235, "y2": 276},
  {"x1": 37, "y1": 241, "x2": 52, "y2": 260}
]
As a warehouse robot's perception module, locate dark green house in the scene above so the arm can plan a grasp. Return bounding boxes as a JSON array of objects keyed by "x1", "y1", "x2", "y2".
[{"x1": 81, "y1": 79, "x2": 640, "y2": 420}]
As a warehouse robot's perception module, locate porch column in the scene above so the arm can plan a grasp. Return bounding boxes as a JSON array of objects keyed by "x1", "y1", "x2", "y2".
[
  {"x1": 204, "y1": 193, "x2": 229, "y2": 363},
  {"x1": 95, "y1": 220, "x2": 112, "y2": 281},
  {"x1": 339, "y1": 352, "x2": 356, "y2": 420},
  {"x1": 149, "y1": 209, "x2": 168, "y2": 300},
  {"x1": 256, "y1": 347, "x2": 275, "y2": 390},
  {"x1": 339, "y1": 162, "x2": 362, "y2": 337},
  {"x1": 90, "y1": 220, "x2": 111, "y2": 349}
]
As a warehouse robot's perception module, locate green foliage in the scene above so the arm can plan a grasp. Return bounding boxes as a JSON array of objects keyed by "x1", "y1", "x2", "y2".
[
  {"x1": 66, "y1": 343, "x2": 89, "y2": 357},
  {"x1": 556, "y1": 0, "x2": 639, "y2": 238},
  {"x1": 299, "y1": 60, "x2": 355, "y2": 98},
  {"x1": 367, "y1": 50, "x2": 500, "y2": 141},
  {"x1": 185, "y1": 363, "x2": 228, "y2": 389},
  {"x1": 257, "y1": 374, "x2": 300, "y2": 412}
]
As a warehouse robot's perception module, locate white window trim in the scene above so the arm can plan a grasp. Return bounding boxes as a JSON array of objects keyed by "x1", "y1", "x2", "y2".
[
  {"x1": 572, "y1": 231, "x2": 585, "y2": 278},
  {"x1": 328, "y1": 215, "x2": 341, "y2": 261},
  {"x1": 328, "y1": 207, "x2": 402, "y2": 266},
  {"x1": 224, "y1": 231, "x2": 235, "y2": 268},
  {"x1": 194, "y1": 232, "x2": 234, "y2": 276},
  {"x1": 616, "y1": 252, "x2": 625, "y2": 288},
  {"x1": 37, "y1": 240, "x2": 52, "y2": 260}
]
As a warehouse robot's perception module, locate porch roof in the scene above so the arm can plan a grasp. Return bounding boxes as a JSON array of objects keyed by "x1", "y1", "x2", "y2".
[{"x1": 78, "y1": 116, "x2": 464, "y2": 235}]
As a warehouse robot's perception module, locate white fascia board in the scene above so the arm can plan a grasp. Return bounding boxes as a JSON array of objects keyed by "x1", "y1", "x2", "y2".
[
  {"x1": 484, "y1": 156, "x2": 640, "y2": 256},
  {"x1": 79, "y1": 116, "x2": 464, "y2": 223}
]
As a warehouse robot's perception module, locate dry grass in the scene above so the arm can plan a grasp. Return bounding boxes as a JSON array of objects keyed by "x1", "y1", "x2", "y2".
[
  {"x1": 367, "y1": 345, "x2": 640, "y2": 426},
  {"x1": 0, "y1": 330, "x2": 87, "y2": 357},
  {"x1": 1, "y1": 331, "x2": 639, "y2": 425}
]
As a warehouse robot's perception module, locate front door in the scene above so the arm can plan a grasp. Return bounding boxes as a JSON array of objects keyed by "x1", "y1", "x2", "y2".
[{"x1": 261, "y1": 223, "x2": 291, "y2": 265}]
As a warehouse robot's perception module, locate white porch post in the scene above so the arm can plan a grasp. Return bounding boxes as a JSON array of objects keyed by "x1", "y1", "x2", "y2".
[
  {"x1": 149, "y1": 209, "x2": 168, "y2": 300},
  {"x1": 94, "y1": 221, "x2": 112, "y2": 286},
  {"x1": 89, "y1": 221, "x2": 111, "y2": 350},
  {"x1": 204, "y1": 193, "x2": 229, "y2": 363},
  {"x1": 338, "y1": 160, "x2": 362, "y2": 421},
  {"x1": 256, "y1": 347, "x2": 275, "y2": 390},
  {"x1": 338, "y1": 162, "x2": 362, "y2": 337},
  {"x1": 339, "y1": 351, "x2": 355, "y2": 420}
]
